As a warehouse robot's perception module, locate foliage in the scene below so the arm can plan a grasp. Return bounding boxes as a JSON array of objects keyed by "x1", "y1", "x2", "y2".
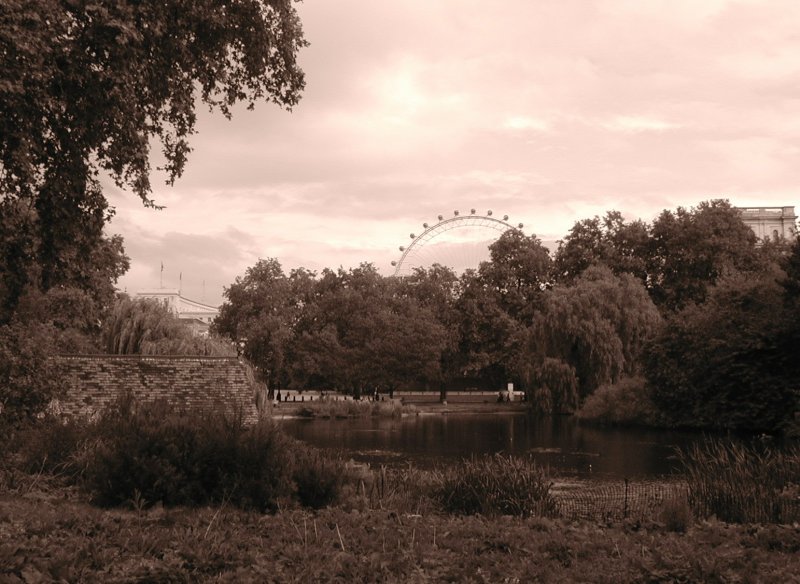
[
  {"x1": 218, "y1": 262, "x2": 452, "y2": 394},
  {"x1": 0, "y1": 322, "x2": 59, "y2": 427},
  {"x1": 677, "y1": 438, "x2": 800, "y2": 524},
  {"x1": 82, "y1": 397, "x2": 295, "y2": 511},
  {"x1": 658, "y1": 494, "x2": 694, "y2": 533},
  {"x1": 433, "y1": 454, "x2": 557, "y2": 518},
  {"x1": 0, "y1": 0, "x2": 305, "y2": 322},
  {"x1": 1, "y1": 0, "x2": 306, "y2": 204},
  {"x1": 577, "y1": 376, "x2": 663, "y2": 426},
  {"x1": 528, "y1": 358, "x2": 579, "y2": 414},
  {"x1": 478, "y1": 229, "x2": 552, "y2": 321},
  {"x1": 518, "y1": 266, "x2": 661, "y2": 406},
  {"x1": 0, "y1": 194, "x2": 130, "y2": 324},
  {"x1": 12, "y1": 416, "x2": 91, "y2": 480},
  {"x1": 214, "y1": 259, "x2": 309, "y2": 387},
  {"x1": 296, "y1": 398, "x2": 413, "y2": 419},
  {"x1": 782, "y1": 234, "x2": 800, "y2": 300},
  {"x1": 646, "y1": 199, "x2": 760, "y2": 310},
  {"x1": 103, "y1": 295, "x2": 235, "y2": 356},
  {"x1": 553, "y1": 201, "x2": 763, "y2": 313},
  {"x1": 554, "y1": 210, "x2": 649, "y2": 283},
  {"x1": 453, "y1": 270, "x2": 523, "y2": 388},
  {"x1": 3, "y1": 499, "x2": 799, "y2": 583},
  {"x1": 291, "y1": 448, "x2": 347, "y2": 509},
  {"x1": 645, "y1": 268, "x2": 800, "y2": 431}
]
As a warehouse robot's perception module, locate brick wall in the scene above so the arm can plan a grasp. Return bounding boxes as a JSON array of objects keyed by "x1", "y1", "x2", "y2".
[{"x1": 49, "y1": 355, "x2": 260, "y2": 423}]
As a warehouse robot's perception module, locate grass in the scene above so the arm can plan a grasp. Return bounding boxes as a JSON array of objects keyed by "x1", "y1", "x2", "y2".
[
  {"x1": 677, "y1": 437, "x2": 800, "y2": 524},
  {"x1": 433, "y1": 454, "x2": 556, "y2": 518},
  {"x1": 1, "y1": 491, "x2": 799, "y2": 582},
  {"x1": 4, "y1": 406, "x2": 800, "y2": 581}
]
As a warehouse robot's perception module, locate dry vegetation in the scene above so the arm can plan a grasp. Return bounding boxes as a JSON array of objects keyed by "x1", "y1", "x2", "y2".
[
  {"x1": 2, "y1": 403, "x2": 799, "y2": 582},
  {"x1": 2, "y1": 490, "x2": 799, "y2": 583}
]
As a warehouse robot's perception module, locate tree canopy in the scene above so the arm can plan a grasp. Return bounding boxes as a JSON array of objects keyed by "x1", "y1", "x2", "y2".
[
  {"x1": 644, "y1": 265, "x2": 800, "y2": 432},
  {"x1": 0, "y1": 0, "x2": 307, "y2": 320}
]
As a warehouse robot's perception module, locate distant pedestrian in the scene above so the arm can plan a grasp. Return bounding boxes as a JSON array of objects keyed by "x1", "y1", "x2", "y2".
[{"x1": 276, "y1": 390, "x2": 282, "y2": 403}]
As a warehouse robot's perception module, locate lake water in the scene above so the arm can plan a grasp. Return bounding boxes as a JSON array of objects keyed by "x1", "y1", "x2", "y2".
[{"x1": 279, "y1": 412, "x2": 714, "y2": 479}]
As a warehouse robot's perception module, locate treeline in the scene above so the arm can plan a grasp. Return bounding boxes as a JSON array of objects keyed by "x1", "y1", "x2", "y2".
[{"x1": 215, "y1": 200, "x2": 800, "y2": 434}]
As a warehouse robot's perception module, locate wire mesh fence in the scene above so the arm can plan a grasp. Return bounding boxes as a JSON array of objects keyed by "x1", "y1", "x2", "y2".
[
  {"x1": 550, "y1": 479, "x2": 800, "y2": 524},
  {"x1": 552, "y1": 479, "x2": 689, "y2": 522}
]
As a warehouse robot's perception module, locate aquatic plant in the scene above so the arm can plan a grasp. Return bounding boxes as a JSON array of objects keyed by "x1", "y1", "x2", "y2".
[
  {"x1": 678, "y1": 438, "x2": 800, "y2": 524},
  {"x1": 433, "y1": 454, "x2": 556, "y2": 518}
]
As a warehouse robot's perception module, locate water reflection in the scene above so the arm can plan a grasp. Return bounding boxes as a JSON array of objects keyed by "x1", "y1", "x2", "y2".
[{"x1": 279, "y1": 413, "x2": 711, "y2": 479}]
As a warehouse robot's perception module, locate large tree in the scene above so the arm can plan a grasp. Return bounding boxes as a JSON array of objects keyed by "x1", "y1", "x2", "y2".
[
  {"x1": 553, "y1": 211, "x2": 649, "y2": 284},
  {"x1": 214, "y1": 258, "x2": 308, "y2": 388},
  {"x1": 515, "y1": 266, "x2": 661, "y2": 410},
  {"x1": 646, "y1": 199, "x2": 760, "y2": 311},
  {"x1": 644, "y1": 266, "x2": 800, "y2": 432},
  {"x1": 288, "y1": 264, "x2": 449, "y2": 395},
  {"x1": 478, "y1": 230, "x2": 552, "y2": 322},
  {"x1": 0, "y1": 0, "x2": 306, "y2": 318}
]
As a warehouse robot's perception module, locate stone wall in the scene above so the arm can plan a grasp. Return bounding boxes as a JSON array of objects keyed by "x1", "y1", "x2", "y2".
[{"x1": 49, "y1": 355, "x2": 261, "y2": 423}]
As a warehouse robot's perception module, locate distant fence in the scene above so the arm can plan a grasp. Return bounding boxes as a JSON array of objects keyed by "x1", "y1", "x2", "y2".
[{"x1": 397, "y1": 391, "x2": 525, "y2": 403}]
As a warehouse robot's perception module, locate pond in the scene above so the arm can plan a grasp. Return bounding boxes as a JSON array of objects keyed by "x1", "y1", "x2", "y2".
[{"x1": 279, "y1": 412, "x2": 715, "y2": 479}]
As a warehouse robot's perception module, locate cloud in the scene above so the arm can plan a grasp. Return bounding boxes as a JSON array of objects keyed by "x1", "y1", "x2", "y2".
[
  {"x1": 602, "y1": 116, "x2": 680, "y2": 132},
  {"x1": 104, "y1": 0, "x2": 800, "y2": 303}
]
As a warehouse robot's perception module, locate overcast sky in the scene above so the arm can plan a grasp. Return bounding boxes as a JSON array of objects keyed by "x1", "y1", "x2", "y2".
[{"x1": 108, "y1": 0, "x2": 800, "y2": 306}]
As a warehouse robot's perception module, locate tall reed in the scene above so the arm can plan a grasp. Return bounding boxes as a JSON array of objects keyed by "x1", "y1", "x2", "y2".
[
  {"x1": 434, "y1": 454, "x2": 557, "y2": 518},
  {"x1": 677, "y1": 438, "x2": 800, "y2": 524}
]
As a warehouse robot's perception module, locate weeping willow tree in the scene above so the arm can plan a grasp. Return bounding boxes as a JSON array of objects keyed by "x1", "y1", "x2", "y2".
[
  {"x1": 515, "y1": 266, "x2": 662, "y2": 413},
  {"x1": 529, "y1": 358, "x2": 579, "y2": 414},
  {"x1": 102, "y1": 296, "x2": 234, "y2": 356}
]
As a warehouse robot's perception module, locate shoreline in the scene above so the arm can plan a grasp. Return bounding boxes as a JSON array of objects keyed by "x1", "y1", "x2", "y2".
[{"x1": 270, "y1": 400, "x2": 530, "y2": 418}]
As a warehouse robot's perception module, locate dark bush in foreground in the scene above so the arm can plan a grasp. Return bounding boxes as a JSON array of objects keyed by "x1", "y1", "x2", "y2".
[
  {"x1": 83, "y1": 397, "x2": 294, "y2": 511},
  {"x1": 0, "y1": 323, "x2": 59, "y2": 429},
  {"x1": 14, "y1": 416, "x2": 90, "y2": 479},
  {"x1": 434, "y1": 454, "x2": 556, "y2": 518},
  {"x1": 292, "y1": 448, "x2": 347, "y2": 509},
  {"x1": 678, "y1": 438, "x2": 800, "y2": 524}
]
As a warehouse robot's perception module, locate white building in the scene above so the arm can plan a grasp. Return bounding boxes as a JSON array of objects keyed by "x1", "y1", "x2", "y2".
[
  {"x1": 737, "y1": 206, "x2": 797, "y2": 241},
  {"x1": 135, "y1": 289, "x2": 219, "y2": 336}
]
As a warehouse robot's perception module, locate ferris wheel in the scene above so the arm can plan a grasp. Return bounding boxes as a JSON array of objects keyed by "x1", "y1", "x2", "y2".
[{"x1": 391, "y1": 210, "x2": 523, "y2": 277}]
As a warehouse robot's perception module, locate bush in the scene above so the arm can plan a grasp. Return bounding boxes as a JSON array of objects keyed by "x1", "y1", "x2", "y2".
[
  {"x1": 658, "y1": 494, "x2": 693, "y2": 532},
  {"x1": 297, "y1": 398, "x2": 412, "y2": 418},
  {"x1": 0, "y1": 322, "x2": 59, "y2": 428},
  {"x1": 82, "y1": 396, "x2": 294, "y2": 511},
  {"x1": 292, "y1": 448, "x2": 347, "y2": 509},
  {"x1": 15, "y1": 416, "x2": 91, "y2": 479},
  {"x1": 678, "y1": 438, "x2": 800, "y2": 524},
  {"x1": 577, "y1": 376, "x2": 662, "y2": 426},
  {"x1": 434, "y1": 454, "x2": 556, "y2": 518}
]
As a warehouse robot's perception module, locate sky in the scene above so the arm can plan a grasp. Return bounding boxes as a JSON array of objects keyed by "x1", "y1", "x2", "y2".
[{"x1": 108, "y1": 0, "x2": 800, "y2": 307}]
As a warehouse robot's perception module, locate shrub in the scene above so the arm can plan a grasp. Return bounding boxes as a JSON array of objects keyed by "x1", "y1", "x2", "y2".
[
  {"x1": 292, "y1": 448, "x2": 347, "y2": 509},
  {"x1": 577, "y1": 376, "x2": 662, "y2": 426},
  {"x1": 658, "y1": 494, "x2": 694, "y2": 532},
  {"x1": 82, "y1": 396, "x2": 294, "y2": 511},
  {"x1": 0, "y1": 322, "x2": 59, "y2": 428},
  {"x1": 297, "y1": 398, "x2": 412, "y2": 418},
  {"x1": 15, "y1": 416, "x2": 91, "y2": 479},
  {"x1": 678, "y1": 438, "x2": 800, "y2": 524},
  {"x1": 434, "y1": 454, "x2": 556, "y2": 518}
]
